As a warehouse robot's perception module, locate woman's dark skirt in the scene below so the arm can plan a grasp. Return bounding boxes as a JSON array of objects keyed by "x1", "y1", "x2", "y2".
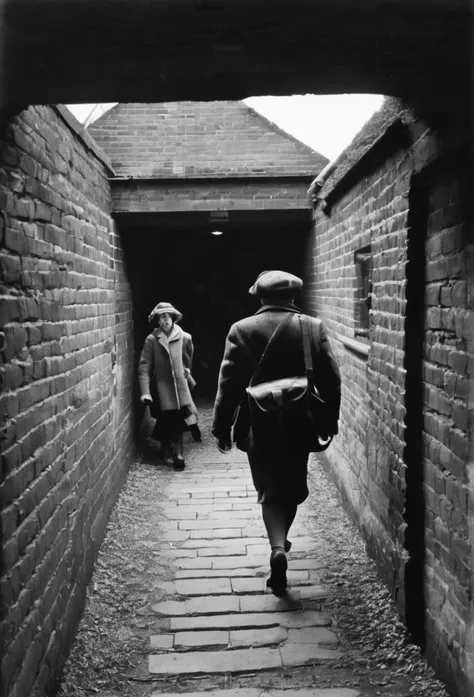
[
  {"x1": 246, "y1": 430, "x2": 310, "y2": 505},
  {"x1": 151, "y1": 406, "x2": 192, "y2": 442}
]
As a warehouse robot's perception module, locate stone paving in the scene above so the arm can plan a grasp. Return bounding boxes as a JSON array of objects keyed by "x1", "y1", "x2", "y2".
[{"x1": 147, "y1": 448, "x2": 361, "y2": 697}]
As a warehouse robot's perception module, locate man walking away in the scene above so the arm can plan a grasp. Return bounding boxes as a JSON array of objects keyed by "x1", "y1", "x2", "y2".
[{"x1": 212, "y1": 270, "x2": 341, "y2": 595}]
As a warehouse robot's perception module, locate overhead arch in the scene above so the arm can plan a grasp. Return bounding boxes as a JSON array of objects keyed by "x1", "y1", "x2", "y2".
[{"x1": 2, "y1": 0, "x2": 471, "y2": 120}]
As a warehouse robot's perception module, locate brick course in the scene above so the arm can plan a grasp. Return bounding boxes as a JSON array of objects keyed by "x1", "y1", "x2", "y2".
[
  {"x1": 111, "y1": 178, "x2": 314, "y2": 214},
  {"x1": 0, "y1": 106, "x2": 134, "y2": 697},
  {"x1": 308, "y1": 108, "x2": 472, "y2": 696}
]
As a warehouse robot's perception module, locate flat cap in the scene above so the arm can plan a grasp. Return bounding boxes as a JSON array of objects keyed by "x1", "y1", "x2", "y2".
[{"x1": 248, "y1": 270, "x2": 303, "y2": 296}]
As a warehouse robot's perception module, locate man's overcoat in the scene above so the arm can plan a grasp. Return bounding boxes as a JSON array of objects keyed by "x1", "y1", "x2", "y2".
[
  {"x1": 212, "y1": 304, "x2": 341, "y2": 441},
  {"x1": 212, "y1": 304, "x2": 341, "y2": 503}
]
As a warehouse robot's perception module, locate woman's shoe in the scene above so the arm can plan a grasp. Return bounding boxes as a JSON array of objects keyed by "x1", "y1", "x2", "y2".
[
  {"x1": 266, "y1": 548, "x2": 288, "y2": 596},
  {"x1": 190, "y1": 425, "x2": 202, "y2": 442},
  {"x1": 173, "y1": 455, "x2": 185, "y2": 471}
]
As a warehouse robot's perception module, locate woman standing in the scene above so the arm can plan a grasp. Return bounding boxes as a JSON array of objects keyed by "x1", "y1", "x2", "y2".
[{"x1": 138, "y1": 302, "x2": 200, "y2": 471}]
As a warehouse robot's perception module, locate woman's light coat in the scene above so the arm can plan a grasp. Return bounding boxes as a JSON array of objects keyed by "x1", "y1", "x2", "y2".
[{"x1": 138, "y1": 324, "x2": 194, "y2": 411}]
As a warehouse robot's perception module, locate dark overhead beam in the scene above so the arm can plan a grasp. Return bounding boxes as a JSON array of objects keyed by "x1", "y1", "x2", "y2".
[{"x1": 2, "y1": 0, "x2": 471, "y2": 121}]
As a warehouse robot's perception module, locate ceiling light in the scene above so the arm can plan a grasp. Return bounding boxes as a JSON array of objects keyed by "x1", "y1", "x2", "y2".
[{"x1": 211, "y1": 230, "x2": 223, "y2": 236}]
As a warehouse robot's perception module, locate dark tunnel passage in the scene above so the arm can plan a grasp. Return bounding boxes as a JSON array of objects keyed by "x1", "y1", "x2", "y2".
[{"x1": 117, "y1": 215, "x2": 310, "y2": 433}]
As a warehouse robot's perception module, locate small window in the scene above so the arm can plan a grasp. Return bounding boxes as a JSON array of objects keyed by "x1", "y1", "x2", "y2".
[{"x1": 354, "y1": 246, "x2": 372, "y2": 341}]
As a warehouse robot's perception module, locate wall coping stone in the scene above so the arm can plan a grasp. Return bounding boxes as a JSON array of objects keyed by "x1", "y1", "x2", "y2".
[
  {"x1": 336, "y1": 333, "x2": 370, "y2": 358},
  {"x1": 110, "y1": 174, "x2": 315, "y2": 183},
  {"x1": 54, "y1": 105, "x2": 116, "y2": 175}
]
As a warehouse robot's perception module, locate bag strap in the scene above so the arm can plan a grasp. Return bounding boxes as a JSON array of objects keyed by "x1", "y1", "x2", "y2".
[
  {"x1": 249, "y1": 313, "x2": 294, "y2": 387},
  {"x1": 300, "y1": 315, "x2": 314, "y2": 379}
]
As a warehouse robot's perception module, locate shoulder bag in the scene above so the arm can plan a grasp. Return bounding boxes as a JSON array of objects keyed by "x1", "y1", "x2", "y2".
[{"x1": 246, "y1": 314, "x2": 334, "y2": 452}]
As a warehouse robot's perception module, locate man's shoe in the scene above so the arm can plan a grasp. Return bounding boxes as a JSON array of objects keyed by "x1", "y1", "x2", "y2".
[
  {"x1": 173, "y1": 455, "x2": 185, "y2": 471},
  {"x1": 266, "y1": 548, "x2": 287, "y2": 596}
]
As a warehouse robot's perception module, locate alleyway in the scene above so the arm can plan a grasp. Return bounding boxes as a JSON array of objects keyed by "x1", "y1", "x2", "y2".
[{"x1": 59, "y1": 405, "x2": 449, "y2": 697}]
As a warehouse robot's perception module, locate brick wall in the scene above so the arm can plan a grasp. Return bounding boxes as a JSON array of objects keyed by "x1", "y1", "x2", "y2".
[
  {"x1": 307, "y1": 112, "x2": 472, "y2": 696},
  {"x1": 112, "y1": 177, "x2": 314, "y2": 214},
  {"x1": 0, "y1": 106, "x2": 134, "y2": 697},
  {"x1": 88, "y1": 102, "x2": 327, "y2": 178},
  {"x1": 306, "y1": 126, "x2": 412, "y2": 588},
  {"x1": 421, "y1": 160, "x2": 472, "y2": 694}
]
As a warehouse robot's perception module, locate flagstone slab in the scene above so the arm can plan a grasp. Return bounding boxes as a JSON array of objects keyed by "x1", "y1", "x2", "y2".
[
  {"x1": 165, "y1": 549, "x2": 197, "y2": 558},
  {"x1": 150, "y1": 634, "x2": 174, "y2": 649},
  {"x1": 231, "y1": 578, "x2": 267, "y2": 594},
  {"x1": 188, "y1": 529, "x2": 243, "y2": 539},
  {"x1": 230, "y1": 626, "x2": 287, "y2": 647},
  {"x1": 179, "y1": 520, "x2": 247, "y2": 530},
  {"x1": 175, "y1": 568, "x2": 257, "y2": 579},
  {"x1": 294, "y1": 585, "x2": 329, "y2": 600},
  {"x1": 287, "y1": 627, "x2": 339, "y2": 645},
  {"x1": 174, "y1": 630, "x2": 230, "y2": 648},
  {"x1": 150, "y1": 689, "x2": 361, "y2": 697},
  {"x1": 185, "y1": 596, "x2": 240, "y2": 615},
  {"x1": 174, "y1": 578, "x2": 232, "y2": 596},
  {"x1": 212, "y1": 529, "x2": 245, "y2": 539},
  {"x1": 199, "y1": 510, "x2": 261, "y2": 520},
  {"x1": 170, "y1": 484, "x2": 250, "y2": 493},
  {"x1": 183, "y1": 537, "x2": 263, "y2": 549},
  {"x1": 164, "y1": 509, "x2": 197, "y2": 519},
  {"x1": 198, "y1": 544, "x2": 247, "y2": 557},
  {"x1": 280, "y1": 643, "x2": 341, "y2": 666},
  {"x1": 191, "y1": 491, "x2": 219, "y2": 499},
  {"x1": 212, "y1": 555, "x2": 268, "y2": 569},
  {"x1": 149, "y1": 646, "x2": 282, "y2": 675},
  {"x1": 152, "y1": 600, "x2": 186, "y2": 616},
  {"x1": 164, "y1": 530, "x2": 191, "y2": 542},
  {"x1": 177, "y1": 558, "x2": 213, "y2": 569},
  {"x1": 177, "y1": 499, "x2": 214, "y2": 506},
  {"x1": 192, "y1": 503, "x2": 234, "y2": 512},
  {"x1": 171, "y1": 609, "x2": 332, "y2": 633},
  {"x1": 239, "y1": 594, "x2": 302, "y2": 614}
]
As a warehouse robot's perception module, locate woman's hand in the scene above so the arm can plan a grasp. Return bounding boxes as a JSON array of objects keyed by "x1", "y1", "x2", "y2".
[
  {"x1": 140, "y1": 395, "x2": 153, "y2": 405},
  {"x1": 184, "y1": 367, "x2": 190, "y2": 379}
]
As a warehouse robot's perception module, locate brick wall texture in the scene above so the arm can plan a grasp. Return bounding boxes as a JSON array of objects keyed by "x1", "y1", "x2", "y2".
[
  {"x1": 111, "y1": 178, "x2": 313, "y2": 214},
  {"x1": 307, "y1": 111, "x2": 472, "y2": 696},
  {"x1": 87, "y1": 101, "x2": 327, "y2": 179},
  {"x1": 0, "y1": 106, "x2": 135, "y2": 697}
]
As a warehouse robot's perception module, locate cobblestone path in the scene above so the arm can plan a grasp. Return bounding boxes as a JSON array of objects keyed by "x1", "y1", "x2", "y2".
[{"x1": 147, "y1": 446, "x2": 360, "y2": 697}]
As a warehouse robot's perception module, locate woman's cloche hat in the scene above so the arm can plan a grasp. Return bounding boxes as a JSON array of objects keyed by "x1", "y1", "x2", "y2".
[
  {"x1": 148, "y1": 301, "x2": 183, "y2": 324},
  {"x1": 248, "y1": 270, "x2": 303, "y2": 296}
]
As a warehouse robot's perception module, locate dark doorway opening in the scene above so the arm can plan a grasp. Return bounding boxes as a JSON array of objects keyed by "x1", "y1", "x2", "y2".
[
  {"x1": 403, "y1": 178, "x2": 429, "y2": 649},
  {"x1": 117, "y1": 213, "x2": 310, "y2": 437}
]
